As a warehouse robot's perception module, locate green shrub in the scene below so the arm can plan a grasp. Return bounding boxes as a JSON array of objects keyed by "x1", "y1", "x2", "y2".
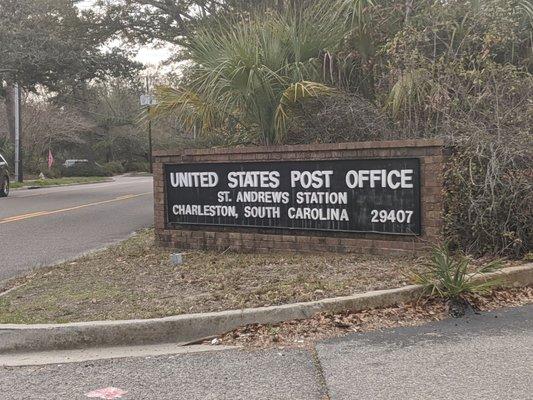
[
  {"x1": 44, "y1": 166, "x2": 62, "y2": 179},
  {"x1": 287, "y1": 94, "x2": 392, "y2": 144},
  {"x1": 124, "y1": 161, "x2": 150, "y2": 173},
  {"x1": 103, "y1": 161, "x2": 125, "y2": 175},
  {"x1": 60, "y1": 163, "x2": 111, "y2": 177},
  {"x1": 444, "y1": 138, "x2": 532, "y2": 258}
]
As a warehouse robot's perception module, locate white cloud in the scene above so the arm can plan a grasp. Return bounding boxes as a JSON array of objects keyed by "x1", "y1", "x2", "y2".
[{"x1": 135, "y1": 47, "x2": 173, "y2": 66}]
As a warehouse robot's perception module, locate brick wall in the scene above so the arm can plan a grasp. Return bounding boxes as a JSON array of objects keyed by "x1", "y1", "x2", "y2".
[{"x1": 153, "y1": 139, "x2": 447, "y2": 255}]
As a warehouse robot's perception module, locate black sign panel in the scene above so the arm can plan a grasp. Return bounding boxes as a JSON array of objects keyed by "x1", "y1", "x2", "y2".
[{"x1": 165, "y1": 158, "x2": 421, "y2": 235}]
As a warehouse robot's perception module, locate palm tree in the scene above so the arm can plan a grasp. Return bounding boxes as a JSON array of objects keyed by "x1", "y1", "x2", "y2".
[{"x1": 152, "y1": 2, "x2": 345, "y2": 145}]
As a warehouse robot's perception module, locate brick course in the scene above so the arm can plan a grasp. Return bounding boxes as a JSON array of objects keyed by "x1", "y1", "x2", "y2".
[{"x1": 153, "y1": 139, "x2": 447, "y2": 255}]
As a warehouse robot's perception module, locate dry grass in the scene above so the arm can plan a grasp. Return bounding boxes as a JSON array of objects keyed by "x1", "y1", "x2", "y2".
[
  {"x1": 0, "y1": 229, "x2": 428, "y2": 324},
  {"x1": 218, "y1": 287, "x2": 533, "y2": 348}
]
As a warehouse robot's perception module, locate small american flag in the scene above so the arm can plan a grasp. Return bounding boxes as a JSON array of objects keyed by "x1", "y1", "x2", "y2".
[{"x1": 48, "y1": 149, "x2": 54, "y2": 169}]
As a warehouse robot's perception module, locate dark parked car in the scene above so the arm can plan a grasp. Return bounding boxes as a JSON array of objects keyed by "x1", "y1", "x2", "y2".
[{"x1": 0, "y1": 153, "x2": 9, "y2": 197}]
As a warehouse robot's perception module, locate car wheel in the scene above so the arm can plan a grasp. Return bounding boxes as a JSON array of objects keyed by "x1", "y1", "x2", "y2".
[{"x1": 0, "y1": 175, "x2": 9, "y2": 197}]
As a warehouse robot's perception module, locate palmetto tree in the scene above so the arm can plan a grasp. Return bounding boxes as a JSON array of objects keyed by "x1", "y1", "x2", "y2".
[{"x1": 152, "y1": 2, "x2": 345, "y2": 144}]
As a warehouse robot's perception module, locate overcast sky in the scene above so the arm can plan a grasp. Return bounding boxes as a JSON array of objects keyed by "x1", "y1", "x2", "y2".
[{"x1": 76, "y1": 0, "x2": 172, "y2": 66}]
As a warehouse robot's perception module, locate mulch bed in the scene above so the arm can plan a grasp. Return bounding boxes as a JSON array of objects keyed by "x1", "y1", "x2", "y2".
[{"x1": 215, "y1": 286, "x2": 533, "y2": 348}]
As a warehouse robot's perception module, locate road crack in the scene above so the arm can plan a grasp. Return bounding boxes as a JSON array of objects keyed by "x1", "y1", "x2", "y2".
[{"x1": 309, "y1": 345, "x2": 331, "y2": 400}]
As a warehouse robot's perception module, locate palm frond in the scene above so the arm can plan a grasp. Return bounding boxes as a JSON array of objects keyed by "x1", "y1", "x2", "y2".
[
  {"x1": 150, "y1": 85, "x2": 222, "y2": 134},
  {"x1": 161, "y1": 5, "x2": 344, "y2": 145},
  {"x1": 274, "y1": 81, "x2": 333, "y2": 143},
  {"x1": 518, "y1": 0, "x2": 533, "y2": 28},
  {"x1": 388, "y1": 68, "x2": 440, "y2": 118},
  {"x1": 336, "y1": 0, "x2": 376, "y2": 29}
]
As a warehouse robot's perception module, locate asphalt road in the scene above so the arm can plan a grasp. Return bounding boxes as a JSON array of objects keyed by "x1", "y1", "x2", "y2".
[
  {"x1": 317, "y1": 304, "x2": 533, "y2": 400},
  {"x1": 0, "y1": 305, "x2": 531, "y2": 399},
  {"x1": 0, "y1": 175, "x2": 153, "y2": 281}
]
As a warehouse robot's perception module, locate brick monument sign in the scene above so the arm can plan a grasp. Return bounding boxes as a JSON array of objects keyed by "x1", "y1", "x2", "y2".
[{"x1": 153, "y1": 139, "x2": 446, "y2": 255}]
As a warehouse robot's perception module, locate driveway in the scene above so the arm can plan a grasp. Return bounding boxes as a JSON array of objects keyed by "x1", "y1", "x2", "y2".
[{"x1": 0, "y1": 175, "x2": 153, "y2": 281}]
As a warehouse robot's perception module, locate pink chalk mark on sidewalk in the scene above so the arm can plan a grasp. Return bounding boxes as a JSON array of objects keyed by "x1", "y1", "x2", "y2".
[{"x1": 85, "y1": 387, "x2": 128, "y2": 399}]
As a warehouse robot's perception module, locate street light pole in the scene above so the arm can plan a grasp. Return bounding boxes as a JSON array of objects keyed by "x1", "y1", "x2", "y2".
[
  {"x1": 148, "y1": 115, "x2": 153, "y2": 174},
  {"x1": 144, "y1": 76, "x2": 154, "y2": 174}
]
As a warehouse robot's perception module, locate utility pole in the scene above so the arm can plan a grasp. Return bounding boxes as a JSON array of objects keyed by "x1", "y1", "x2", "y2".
[
  {"x1": 0, "y1": 68, "x2": 22, "y2": 181},
  {"x1": 14, "y1": 83, "x2": 23, "y2": 182},
  {"x1": 146, "y1": 77, "x2": 153, "y2": 174}
]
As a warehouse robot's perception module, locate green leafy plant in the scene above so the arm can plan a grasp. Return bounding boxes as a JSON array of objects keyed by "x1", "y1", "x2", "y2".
[
  {"x1": 60, "y1": 163, "x2": 111, "y2": 177},
  {"x1": 103, "y1": 161, "x2": 125, "y2": 175},
  {"x1": 151, "y1": 3, "x2": 343, "y2": 145},
  {"x1": 412, "y1": 244, "x2": 503, "y2": 315}
]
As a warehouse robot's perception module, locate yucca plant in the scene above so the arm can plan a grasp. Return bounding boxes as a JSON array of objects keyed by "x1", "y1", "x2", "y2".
[
  {"x1": 412, "y1": 244, "x2": 503, "y2": 317},
  {"x1": 151, "y1": 2, "x2": 344, "y2": 144}
]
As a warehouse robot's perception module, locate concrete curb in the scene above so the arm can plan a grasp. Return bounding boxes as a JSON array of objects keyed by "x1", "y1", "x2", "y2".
[
  {"x1": 1, "y1": 264, "x2": 531, "y2": 354},
  {"x1": 11, "y1": 177, "x2": 114, "y2": 191}
]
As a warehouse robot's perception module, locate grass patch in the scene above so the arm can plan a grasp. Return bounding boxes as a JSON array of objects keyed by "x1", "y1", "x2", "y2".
[
  {"x1": 10, "y1": 176, "x2": 109, "y2": 189},
  {"x1": 0, "y1": 229, "x2": 447, "y2": 324}
]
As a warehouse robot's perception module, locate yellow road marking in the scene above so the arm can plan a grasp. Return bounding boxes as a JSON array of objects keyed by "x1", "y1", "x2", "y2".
[
  {"x1": 0, "y1": 192, "x2": 151, "y2": 225},
  {"x1": 1, "y1": 211, "x2": 50, "y2": 223}
]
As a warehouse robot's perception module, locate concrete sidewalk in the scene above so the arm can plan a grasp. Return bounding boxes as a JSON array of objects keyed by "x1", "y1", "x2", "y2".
[{"x1": 0, "y1": 304, "x2": 531, "y2": 399}]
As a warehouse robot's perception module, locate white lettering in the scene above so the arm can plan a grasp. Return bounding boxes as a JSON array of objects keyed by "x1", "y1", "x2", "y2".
[
  {"x1": 345, "y1": 169, "x2": 414, "y2": 190},
  {"x1": 296, "y1": 192, "x2": 348, "y2": 205},
  {"x1": 244, "y1": 206, "x2": 281, "y2": 219},
  {"x1": 172, "y1": 204, "x2": 238, "y2": 218},
  {"x1": 287, "y1": 207, "x2": 349, "y2": 221},
  {"x1": 387, "y1": 170, "x2": 401, "y2": 190},
  {"x1": 401, "y1": 169, "x2": 413, "y2": 188},
  {"x1": 227, "y1": 171, "x2": 281, "y2": 189},
  {"x1": 291, "y1": 170, "x2": 334, "y2": 189},
  {"x1": 170, "y1": 172, "x2": 218, "y2": 188}
]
